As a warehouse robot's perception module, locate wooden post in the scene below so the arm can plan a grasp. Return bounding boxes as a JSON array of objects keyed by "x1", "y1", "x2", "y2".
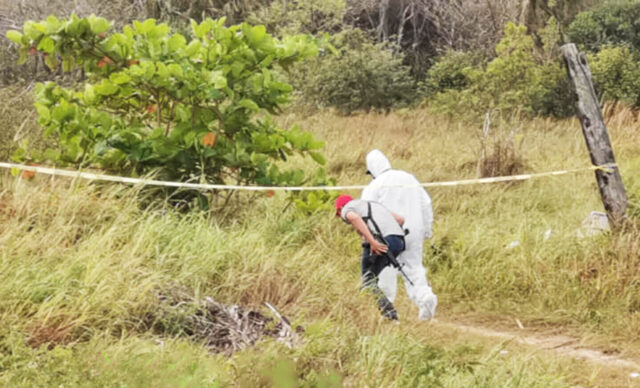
[{"x1": 561, "y1": 43, "x2": 628, "y2": 227}]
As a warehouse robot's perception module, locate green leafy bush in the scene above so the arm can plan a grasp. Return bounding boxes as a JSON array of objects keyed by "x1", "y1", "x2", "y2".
[
  {"x1": 528, "y1": 62, "x2": 575, "y2": 118},
  {"x1": 430, "y1": 23, "x2": 574, "y2": 118},
  {"x1": 589, "y1": 45, "x2": 640, "y2": 106},
  {"x1": 480, "y1": 23, "x2": 546, "y2": 111},
  {"x1": 425, "y1": 50, "x2": 485, "y2": 96},
  {"x1": 568, "y1": 0, "x2": 640, "y2": 53},
  {"x1": 290, "y1": 29, "x2": 419, "y2": 114},
  {"x1": 247, "y1": 0, "x2": 346, "y2": 36},
  {"x1": 7, "y1": 15, "x2": 333, "y2": 209}
]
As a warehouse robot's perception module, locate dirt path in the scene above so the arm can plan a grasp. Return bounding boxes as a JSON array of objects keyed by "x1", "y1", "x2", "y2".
[
  {"x1": 424, "y1": 316, "x2": 640, "y2": 386},
  {"x1": 434, "y1": 318, "x2": 640, "y2": 371}
]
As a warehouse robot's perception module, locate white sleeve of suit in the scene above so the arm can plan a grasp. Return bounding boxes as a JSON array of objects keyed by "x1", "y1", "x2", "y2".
[{"x1": 421, "y1": 188, "x2": 433, "y2": 239}]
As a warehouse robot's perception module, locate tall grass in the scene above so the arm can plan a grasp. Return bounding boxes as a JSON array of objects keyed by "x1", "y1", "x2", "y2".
[
  {"x1": 0, "y1": 174, "x2": 573, "y2": 386},
  {"x1": 292, "y1": 106, "x2": 640, "y2": 354},
  {"x1": 2, "y1": 104, "x2": 640, "y2": 385}
]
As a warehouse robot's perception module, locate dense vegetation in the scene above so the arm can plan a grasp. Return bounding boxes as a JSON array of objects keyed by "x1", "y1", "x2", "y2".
[
  {"x1": 3, "y1": 107, "x2": 640, "y2": 387},
  {"x1": 4, "y1": 0, "x2": 638, "y2": 117},
  {"x1": 2, "y1": 0, "x2": 640, "y2": 386},
  {"x1": 7, "y1": 15, "x2": 331, "y2": 210}
]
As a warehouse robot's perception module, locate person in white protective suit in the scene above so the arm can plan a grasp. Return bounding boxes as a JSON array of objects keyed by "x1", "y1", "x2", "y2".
[{"x1": 361, "y1": 149, "x2": 438, "y2": 320}]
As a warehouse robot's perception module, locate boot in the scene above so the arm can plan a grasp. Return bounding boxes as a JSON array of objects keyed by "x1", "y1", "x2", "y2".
[{"x1": 377, "y1": 294, "x2": 398, "y2": 320}]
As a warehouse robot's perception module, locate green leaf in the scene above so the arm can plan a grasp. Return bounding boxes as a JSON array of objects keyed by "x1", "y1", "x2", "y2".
[
  {"x1": 272, "y1": 81, "x2": 293, "y2": 92},
  {"x1": 110, "y1": 72, "x2": 131, "y2": 85},
  {"x1": 308, "y1": 139, "x2": 325, "y2": 150},
  {"x1": 23, "y1": 21, "x2": 42, "y2": 40},
  {"x1": 96, "y1": 81, "x2": 119, "y2": 96},
  {"x1": 184, "y1": 40, "x2": 201, "y2": 58},
  {"x1": 65, "y1": 16, "x2": 90, "y2": 37},
  {"x1": 51, "y1": 103, "x2": 75, "y2": 122},
  {"x1": 11, "y1": 147, "x2": 27, "y2": 162},
  {"x1": 88, "y1": 15, "x2": 111, "y2": 35},
  {"x1": 44, "y1": 54, "x2": 59, "y2": 70},
  {"x1": 156, "y1": 63, "x2": 169, "y2": 79},
  {"x1": 309, "y1": 151, "x2": 326, "y2": 165},
  {"x1": 134, "y1": 19, "x2": 157, "y2": 35},
  {"x1": 34, "y1": 103, "x2": 51, "y2": 123},
  {"x1": 167, "y1": 64, "x2": 183, "y2": 78},
  {"x1": 175, "y1": 104, "x2": 191, "y2": 122},
  {"x1": 137, "y1": 61, "x2": 155, "y2": 80},
  {"x1": 209, "y1": 70, "x2": 227, "y2": 89},
  {"x1": 197, "y1": 194, "x2": 210, "y2": 211},
  {"x1": 37, "y1": 36, "x2": 55, "y2": 54},
  {"x1": 83, "y1": 85, "x2": 97, "y2": 104},
  {"x1": 17, "y1": 50, "x2": 28, "y2": 65},
  {"x1": 243, "y1": 24, "x2": 266, "y2": 46},
  {"x1": 230, "y1": 62, "x2": 245, "y2": 77},
  {"x1": 192, "y1": 22, "x2": 211, "y2": 39},
  {"x1": 167, "y1": 34, "x2": 186, "y2": 52},
  {"x1": 6, "y1": 30, "x2": 23, "y2": 44},
  {"x1": 260, "y1": 55, "x2": 274, "y2": 67},
  {"x1": 45, "y1": 15, "x2": 62, "y2": 34},
  {"x1": 238, "y1": 99, "x2": 259, "y2": 112}
]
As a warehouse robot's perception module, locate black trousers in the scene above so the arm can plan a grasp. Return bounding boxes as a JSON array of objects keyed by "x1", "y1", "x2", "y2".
[
  {"x1": 360, "y1": 235, "x2": 405, "y2": 319},
  {"x1": 361, "y1": 235, "x2": 405, "y2": 287}
]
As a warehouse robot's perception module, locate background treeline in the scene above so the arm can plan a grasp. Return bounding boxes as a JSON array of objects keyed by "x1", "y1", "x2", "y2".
[{"x1": 2, "y1": 0, "x2": 640, "y2": 118}]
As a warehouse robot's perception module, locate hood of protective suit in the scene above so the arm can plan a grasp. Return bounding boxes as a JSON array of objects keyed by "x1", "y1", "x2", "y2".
[{"x1": 366, "y1": 149, "x2": 392, "y2": 178}]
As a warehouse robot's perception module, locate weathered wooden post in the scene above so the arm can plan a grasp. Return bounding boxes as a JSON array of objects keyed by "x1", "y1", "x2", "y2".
[{"x1": 561, "y1": 43, "x2": 628, "y2": 227}]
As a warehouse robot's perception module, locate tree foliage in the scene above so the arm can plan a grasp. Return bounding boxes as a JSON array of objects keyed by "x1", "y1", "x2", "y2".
[
  {"x1": 7, "y1": 15, "x2": 333, "y2": 210},
  {"x1": 430, "y1": 22, "x2": 574, "y2": 118},
  {"x1": 567, "y1": 0, "x2": 640, "y2": 53},
  {"x1": 346, "y1": 0, "x2": 522, "y2": 76},
  {"x1": 247, "y1": 0, "x2": 346, "y2": 36},
  {"x1": 565, "y1": 1, "x2": 640, "y2": 107},
  {"x1": 589, "y1": 45, "x2": 640, "y2": 106},
  {"x1": 290, "y1": 29, "x2": 419, "y2": 114},
  {"x1": 519, "y1": 0, "x2": 600, "y2": 46},
  {"x1": 425, "y1": 50, "x2": 485, "y2": 95}
]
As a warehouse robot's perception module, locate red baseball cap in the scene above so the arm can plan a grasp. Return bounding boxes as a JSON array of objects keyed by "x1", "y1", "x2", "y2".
[{"x1": 335, "y1": 194, "x2": 353, "y2": 217}]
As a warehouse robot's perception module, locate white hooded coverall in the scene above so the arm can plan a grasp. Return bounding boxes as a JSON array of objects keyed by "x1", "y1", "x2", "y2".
[{"x1": 361, "y1": 149, "x2": 438, "y2": 320}]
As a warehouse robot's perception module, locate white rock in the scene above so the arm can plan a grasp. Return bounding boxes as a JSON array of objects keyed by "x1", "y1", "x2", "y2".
[
  {"x1": 576, "y1": 211, "x2": 610, "y2": 238},
  {"x1": 506, "y1": 240, "x2": 520, "y2": 249}
]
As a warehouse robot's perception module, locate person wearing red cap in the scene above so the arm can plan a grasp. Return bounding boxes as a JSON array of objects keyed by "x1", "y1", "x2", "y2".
[
  {"x1": 362, "y1": 149, "x2": 438, "y2": 321},
  {"x1": 335, "y1": 194, "x2": 406, "y2": 320}
]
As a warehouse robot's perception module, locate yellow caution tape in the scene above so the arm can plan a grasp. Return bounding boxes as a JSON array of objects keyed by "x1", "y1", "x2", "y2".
[{"x1": 0, "y1": 162, "x2": 617, "y2": 192}]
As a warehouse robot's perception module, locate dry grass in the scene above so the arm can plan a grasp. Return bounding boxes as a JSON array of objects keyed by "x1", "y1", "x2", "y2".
[
  {"x1": 3, "y1": 104, "x2": 640, "y2": 385},
  {"x1": 0, "y1": 171, "x2": 572, "y2": 387},
  {"x1": 282, "y1": 104, "x2": 640, "y2": 352}
]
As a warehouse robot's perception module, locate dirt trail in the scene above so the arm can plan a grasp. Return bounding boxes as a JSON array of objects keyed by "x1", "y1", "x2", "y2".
[{"x1": 434, "y1": 318, "x2": 640, "y2": 372}]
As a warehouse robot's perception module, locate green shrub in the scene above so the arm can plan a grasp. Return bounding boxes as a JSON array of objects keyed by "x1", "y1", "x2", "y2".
[
  {"x1": 425, "y1": 50, "x2": 485, "y2": 96},
  {"x1": 7, "y1": 15, "x2": 331, "y2": 210},
  {"x1": 430, "y1": 23, "x2": 575, "y2": 118},
  {"x1": 290, "y1": 29, "x2": 420, "y2": 114},
  {"x1": 589, "y1": 45, "x2": 640, "y2": 106},
  {"x1": 568, "y1": 0, "x2": 640, "y2": 53},
  {"x1": 247, "y1": 0, "x2": 346, "y2": 36},
  {"x1": 430, "y1": 23, "x2": 540, "y2": 116},
  {"x1": 528, "y1": 62, "x2": 576, "y2": 118}
]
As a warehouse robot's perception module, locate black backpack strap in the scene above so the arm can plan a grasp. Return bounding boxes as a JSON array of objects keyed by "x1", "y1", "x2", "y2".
[{"x1": 366, "y1": 201, "x2": 384, "y2": 239}]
